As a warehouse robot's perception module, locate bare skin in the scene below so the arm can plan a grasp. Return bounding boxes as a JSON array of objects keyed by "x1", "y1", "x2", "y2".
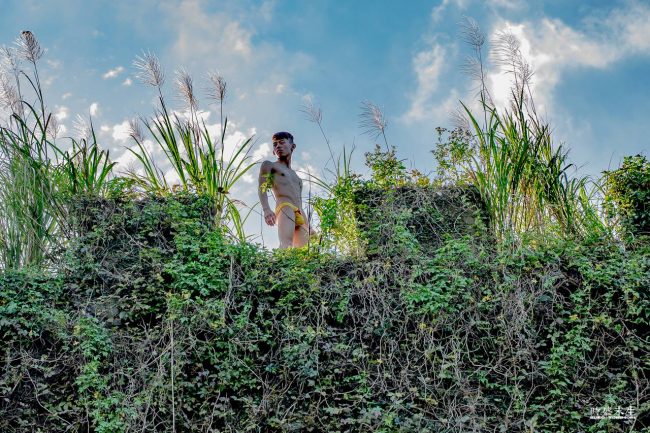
[{"x1": 258, "y1": 136, "x2": 317, "y2": 249}]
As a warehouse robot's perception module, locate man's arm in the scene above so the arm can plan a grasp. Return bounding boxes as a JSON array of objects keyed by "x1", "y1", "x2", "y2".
[{"x1": 258, "y1": 161, "x2": 276, "y2": 226}]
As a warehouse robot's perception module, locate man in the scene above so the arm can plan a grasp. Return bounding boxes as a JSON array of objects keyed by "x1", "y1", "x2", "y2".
[{"x1": 258, "y1": 131, "x2": 316, "y2": 249}]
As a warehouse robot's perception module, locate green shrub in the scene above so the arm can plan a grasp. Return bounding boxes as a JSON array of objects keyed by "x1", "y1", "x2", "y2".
[
  {"x1": 604, "y1": 154, "x2": 650, "y2": 239},
  {"x1": 2, "y1": 195, "x2": 647, "y2": 432}
]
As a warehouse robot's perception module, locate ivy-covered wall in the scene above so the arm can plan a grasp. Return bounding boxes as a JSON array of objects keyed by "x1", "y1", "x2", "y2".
[{"x1": 1, "y1": 192, "x2": 648, "y2": 432}]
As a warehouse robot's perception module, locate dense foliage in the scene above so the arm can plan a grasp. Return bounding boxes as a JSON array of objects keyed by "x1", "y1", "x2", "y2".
[
  {"x1": 1, "y1": 193, "x2": 648, "y2": 432},
  {"x1": 604, "y1": 154, "x2": 650, "y2": 240}
]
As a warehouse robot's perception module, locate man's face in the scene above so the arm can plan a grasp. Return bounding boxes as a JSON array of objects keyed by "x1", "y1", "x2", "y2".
[{"x1": 273, "y1": 138, "x2": 294, "y2": 157}]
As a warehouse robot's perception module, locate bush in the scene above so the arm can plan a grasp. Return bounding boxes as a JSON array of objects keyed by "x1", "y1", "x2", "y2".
[
  {"x1": 1, "y1": 193, "x2": 648, "y2": 432},
  {"x1": 604, "y1": 154, "x2": 650, "y2": 240}
]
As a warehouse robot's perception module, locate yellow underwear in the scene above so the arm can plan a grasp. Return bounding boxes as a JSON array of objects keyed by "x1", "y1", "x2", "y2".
[{"x1": 275, "y1": 202, "x2": 305, "y2": 227}]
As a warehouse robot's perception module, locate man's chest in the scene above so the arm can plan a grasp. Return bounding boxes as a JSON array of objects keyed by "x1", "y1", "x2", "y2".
[{"x1": 273, "y1": 165, "x2": 301, "y2": 186}]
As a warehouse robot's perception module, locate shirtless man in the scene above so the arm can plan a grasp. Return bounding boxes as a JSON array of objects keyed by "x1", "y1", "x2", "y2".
[{"x1": 258, "y1": 131, "x2": 316, "y2": 249}]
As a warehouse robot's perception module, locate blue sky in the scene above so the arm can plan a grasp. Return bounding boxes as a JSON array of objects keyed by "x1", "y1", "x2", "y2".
[{"x1": 1, "y1": 0, "x2": 649, "y2": 247}]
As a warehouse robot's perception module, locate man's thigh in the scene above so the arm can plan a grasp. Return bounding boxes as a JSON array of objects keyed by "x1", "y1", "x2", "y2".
[
  {"x1": 277, "y1": 208, "x2": 296, "y2": 248},
  {"x1": 293, "y1": 223, "x2": 315, "y2": 248}
]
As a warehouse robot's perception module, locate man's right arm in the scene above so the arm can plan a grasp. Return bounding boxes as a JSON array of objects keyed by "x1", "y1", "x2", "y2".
[{"x1": 258, "y1": 161, "x2": 275, "y2": 226}]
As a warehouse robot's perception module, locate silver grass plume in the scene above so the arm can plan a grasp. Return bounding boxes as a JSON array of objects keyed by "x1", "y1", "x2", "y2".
[
  {"x1": 207, "y1": 71, "x2": 227, "y2": 103},
  {"x1": 133, "y1": 51, "x2": 165, "y2": 88},
  {"x1": 17, "y1": 31, "x2": 44, "y2": 63},
  {"x1": 450, "y1": 108, "x2": 471, "y2": 132},
  {"x1": 459, "y1": 16, "x2": 492, "y2": 106},
  {"x1": 0, "y1": 46, "x2": 21, "y2": 78},
  {"x1": 0, "y1": 72, "x2": 21, "y2": 114},
  {"x1": 492, "y1": 30, "x2": 534, "y2": 94},
  {"x1": 300, "y1": 96, "x2": 336, "y2": 170},
  {"x1": 73, "y1": 114, "x2": 91, "y2": 142},
  {"x1": 128, "y1": 118, "x2": 145, "y2": 143},
  {"x1": 359, "y1": 100, "x2": 389, "y2": 151},
  {"x1": 46, "y1": 115, "x2": 60, "y2": 141},
  {"x1": 174, "y1": 68, "x2": 197, "y2": 111},
  {"x1": 300, "y1": 96, "x2": 322, "y2": 124},
  {"x1": 460, "y1": 16, "x2": 485, "y2": 51},
  {"x1": 359, "y1": 100, "x2": 387, "y2": 139}
]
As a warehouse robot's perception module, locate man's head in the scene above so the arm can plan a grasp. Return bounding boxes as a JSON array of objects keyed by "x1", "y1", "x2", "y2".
[{"x1": 272, "y1": 131, "x2": 295, "y2": 157}]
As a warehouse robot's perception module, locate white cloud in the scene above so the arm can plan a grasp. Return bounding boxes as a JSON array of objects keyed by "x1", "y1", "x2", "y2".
[
  {"x1": 103, "y1": 66, "x2": 124, "y2": 79},
  {"x1": 61, "y1": 92, "x2": 72, "y2": 100},
  {"x1": 112, "y1": 120, "x2": 131, "y2": 142},
  {"x1": 122, "y1": 77, "x2": 133, "y2": 86},
  {"x1": 485, "y1": 0, "x2": 650, "y2": 114},
  {"x1": 608, "y1": 0, "x2": 650, "y2": 54},
  {"x1": 89, "y1": 102, "x2": 99, "y2": 117},
  {"x1": 258, "y1": 1, "x2": 275, "y2": 22},
  {"x1": 46, "y1": 59, "x2": 62, "y2": 69},
  {"x1": 169, "y1": 0, "x2": 253, "y2": 63},
  {"x1": 431, "y1": 0, "x2": 470, "y2": 22},
  {"x1": 163, "y1": 0, "x2": 311, "y2": 116},
  {"x1": 403, "y1": 43, "x2": 447, "y2": 122},
  {"x1": 412, "y1": 0, "x2": 650, "y2": 125},
  {"x1": 431, "y1": 0, "x2": 522, "y2": 21},
  {"x1": 253, "y1": 142, "x2": 272, "y2": 162},
  {"x1": 489, "y1": 0, "x2": 523, "y2": 10},
  {"x1": 54, "y1": 106, "x2": 68, "y2": 121}
]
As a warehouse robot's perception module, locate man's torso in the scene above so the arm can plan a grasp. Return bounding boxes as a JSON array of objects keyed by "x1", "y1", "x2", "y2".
[{"x1": 269, "y1": 161, "x2": 302, "y2": 208}]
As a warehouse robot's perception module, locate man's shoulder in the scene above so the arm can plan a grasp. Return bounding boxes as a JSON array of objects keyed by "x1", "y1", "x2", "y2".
[{"x1": 260, "y1": 160, "x2": 275, "y2": 171}]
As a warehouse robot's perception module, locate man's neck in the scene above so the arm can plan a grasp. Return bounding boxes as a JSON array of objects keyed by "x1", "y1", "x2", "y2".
[{"x1": 277, "y1": 155, "x2": 292, "y2": 168}]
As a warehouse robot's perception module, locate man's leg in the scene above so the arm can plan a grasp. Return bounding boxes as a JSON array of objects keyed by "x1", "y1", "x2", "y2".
[
  {"x1": 294, "y1": 221, "x2": 317, "y2": 248},
  {"x1": 277, "y1": 207, "x2": 296, "y2": 249}
]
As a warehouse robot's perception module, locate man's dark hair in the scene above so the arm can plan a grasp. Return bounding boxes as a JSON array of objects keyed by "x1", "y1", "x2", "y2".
[{"x1": 272, "y1": 131, "x2": 294, "y2": 142}]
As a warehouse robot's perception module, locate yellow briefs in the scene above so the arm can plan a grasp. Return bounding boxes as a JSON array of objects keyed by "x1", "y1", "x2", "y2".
[{"x1": 275, "y1": 202, "x2": 305, "y2": 227}]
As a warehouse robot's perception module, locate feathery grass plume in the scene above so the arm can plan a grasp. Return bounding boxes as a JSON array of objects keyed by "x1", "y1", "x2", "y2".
[
  {"x1": 46, "y1": 114, "x2": 60, "y2": 140},
  {"x1": 174, "y1": 68, "x2": 198, "y2": 111},
  {"x1": 16, "y1": 30, "x2": 44, "y2": 64},
  {"x1": 133, "y1": 51, "x2": 165, "y2": 89},
  {"x1": 206, "y1": 70, "x2": 227, "y2": 103},
  {"x1": 459, "y1": 15, "x2": 492, "y2": 124},
  {"x1": 0, "y1": 46, "x2": 21, "y2": 78},
  {"x1": 300, "y1": 96, "x2": 337, "y2": 174},
  {"x1": 14, "y1": 31, "x2": 47, "y2": 119},
  {"x1": 491, "y1": 30, "x2": 535, "y2": 112},
  {"x1": 0, "y1": 72, "x2": 21, "y2": 114},
  {"x1": 207, "y1": 70, "x2": 227, "y2": 136},
  {"x1": 300, "y1": 96, "x2": 322, "y2": 124},
  {"x1": 460, "y1": 16, "x2": 485, "y2": 49},
  {"x1": 450, "y1": 107, "x2": 470, "y2": 131},
  {"x1": 359, "y1": 100, "x2": 389, "y2": 151},
  {"x1": 128, "y1": 117, "x2": 145, "y2": 143},
  {"x1": 73, "y1": 114, "x2": 91, "y2": 141}
]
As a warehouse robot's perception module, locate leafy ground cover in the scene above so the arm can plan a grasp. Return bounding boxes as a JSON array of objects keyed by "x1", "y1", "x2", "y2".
[{"x1": 1, "y1": 192, "x2": 647, "y2": 432}]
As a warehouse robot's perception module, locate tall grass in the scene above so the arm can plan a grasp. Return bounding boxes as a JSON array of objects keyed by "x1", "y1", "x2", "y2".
[
  {"x1": 126, "y1": 53, "x2": 256, "y2": 242},
  {"x1": 433, "y1": 20, "x2": 610, "y2": 241},
  {"x1": 0, "y1": 32, "x2": 120, "y2": 271},
  {"x1": 302, "y1": 98, "x2": 363, "y2": 255}
]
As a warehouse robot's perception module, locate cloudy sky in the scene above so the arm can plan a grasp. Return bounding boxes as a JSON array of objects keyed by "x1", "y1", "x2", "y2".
[{"x1": 1, "y1": 0, "x2": 649, "y2": 248}]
